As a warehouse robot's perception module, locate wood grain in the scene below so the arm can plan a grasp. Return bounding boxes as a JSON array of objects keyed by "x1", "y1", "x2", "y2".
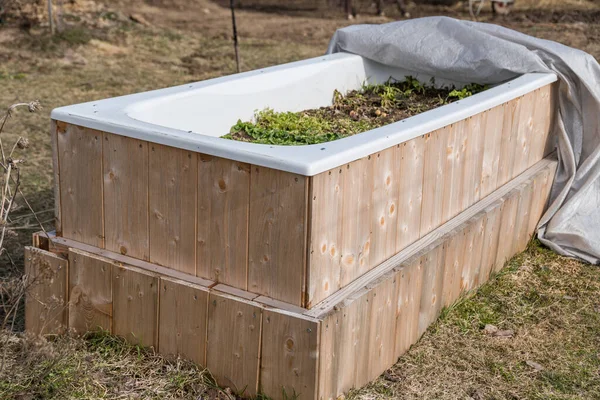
[
  {"x1": 149, "y1": 144, "x2": 197, "y2": 274},
  {"x1": 68, "y1": 248, "x2": 112, "y2": 334},
  {"x1": 420, "y1": 128, "x2": 448, "y2": 236},
  {"x1": 396, "y1": 136, "x2": 424, "y2": 251},
  {"x1": 158, "y1": 277, "x2": 208, "y2": 366},
  {"x1": 480, "y1": 106, "x2": 504, "y2": 199},
  {"x1": 24, "y1": 247, "x2": 68, "y2": 335},
  {"x1": 197, "y1": 155, "x2": 250, "y2": 287},
  {"x1": 103, "y1": 133, "x2": 149, "y2": 260},
  {"x1": 57, "y1": 123, "x2": 104, "y2": 247}
]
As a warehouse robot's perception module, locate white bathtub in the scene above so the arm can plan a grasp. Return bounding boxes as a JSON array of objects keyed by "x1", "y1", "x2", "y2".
[{"x1": 51, "y1": 52, "x2": 556, "y2": 176}]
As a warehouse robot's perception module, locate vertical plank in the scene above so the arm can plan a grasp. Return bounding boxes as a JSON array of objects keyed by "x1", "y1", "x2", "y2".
[
  {"x1": 50, "y1": 120, "x2": 62, "y2": 236},
  {"x1": 417, "y1": 244, "x2": 445, "y2": 338},
  {"x1": 420, "y1": 127, "x2": 448, "y2": 236},
  {"x1": 371, "y1": 148, "x2": 399, "y2": 267},
  {"x1": 497, "y1": 98, "x2": 521, "y2": 185},
  {"x1": 529, "y1": 86, "x2": 555, "y2": 167},
  {"x1": 112, "y1": 264, "x2": 158, "y2": 348},
  {"x1": 24, "y1": 247, "x2": 68, "y2": 335},
  {"x1": 513, "y1": 91, "x2": 536, "y2": 176},
  {"x1": 461, "y1": 214, "x2": 486, "y2": 291},
  {"x1": 339, "y1": 157, "x2": 373, "y2": 287},
  {"x1": 441, "y1": 122, "x2": 466, "y2": 223},
  {"x1": 103, "y1": 133, "x2": 149, "y2": 260},
  {"x1": 158, "y1": 277, "x2": 208, "y2": 366},
  {"x1": 57, "y1": 123, "x2": 104, "y2": 247},
  {"x1": 318, "y1": 312, "x2": 339, "y2": 400},
  {"x1": 440, "y1": 225, "x2": 467, "y2": 308},
  {"x1": 68, "y1": 248, "x2": 112, "y2": 334},
  {"x1": 206, "y1": 292, "x2": 261, "y2": 396},
  {"x1": 514, "y1": 181, "x2": 534, "y2": 254},
  {"x1": 149, "y1": 144, "x2": 197, "y2": 274},
  {"x1": 461, "y1": 114, "x2": 485, "y2": 209},
  {"x1": 480, "y1": 106, "x2": 504, "y2": 198},
  {"x1": 527, "y1": 165, "x2": 553, "y2": 236},
  {"x1": 393, "y1": 258, "x2": 423, "y2": 359},
  {"x1": 478, "y1": 204, "x2": 502, "y2": 283},
  {"x1": 260, "y1": 311, "x2": 320, "y2": 400},
  {"x1": 197, "y1": 155, "x2": 250, "y2": 288},
  {"x1": 307, "y1": 166, "x2": 344, "y2": 307},
  {"x1": 248, "y1": 167, "x2": 308, "y2": 306},
  {"x1": 396, "y1": 137, "x2": 424, "y2": 251},
  {"x1": 494, "y1": 190, "x2": 520, "y2": 273}
]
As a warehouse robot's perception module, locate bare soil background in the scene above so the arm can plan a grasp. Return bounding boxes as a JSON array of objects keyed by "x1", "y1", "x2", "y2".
[{"x1": 0, "y1": 0, "x2": 599, "y2": 398}]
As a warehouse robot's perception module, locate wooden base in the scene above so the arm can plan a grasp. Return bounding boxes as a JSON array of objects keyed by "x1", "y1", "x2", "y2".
[{"x1": 26, "y1": 157, "x2": 556, "y2": 400}]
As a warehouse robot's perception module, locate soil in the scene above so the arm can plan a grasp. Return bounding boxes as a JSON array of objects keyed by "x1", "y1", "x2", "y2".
[{"x1": 226, "y1": 79, "x2": 486, "y2": 145}]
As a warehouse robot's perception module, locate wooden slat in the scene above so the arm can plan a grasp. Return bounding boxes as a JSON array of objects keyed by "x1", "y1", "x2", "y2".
[
  {"x1": 441, "y1": 122, "x2": 466, "y2": 223},
  {"x1": 514, "y1": 181, "x2": 534, "y2": 254},
  {"x1": 461, "y1": 114, "x2": 485, "y2": 209},
  {"x1": 478, "y1": 203, "x2": 502, "y2": 283},
  {"x1": 103, "y1": 133, "x2": 149, "y2": 260},
  {"x1": 260, "y1": 311, "x2": 320, "y2": 399},
  {"x1": 158, "y1": 277, "x2": 208, "y2": 366},
  {"x1": 527, "y1": 163, "x2": 556, "y2": 235},
  {"x1": 149, "y1": 144, "x2": 197, "y2": 274},
  {"x1": 393, "y1": 258, "x2": 423, "y2": 358},
  {"x1": 197, "y1": 155, "x2": 250, "y2": 288},
  {"x1": 51, "y1": 120, "x2": 63, "y2": 236},
  {"x1": 248, "y1": 167, "x2": 308, "y2": 306},
  {"x1": 417, "y1": 244, "x2": 444, "y2": 338},
  {"x1": 68, "y1": 248, "x2": 112, "y2": 334},
  {"x1": 370, "y1": 148, "x2": 399, "y2": 267},
  {"x1": 396, "y1": 136, "x2": 424, "y2": 250},
  {"x1": 206, "y1": 291, "x2": 262, "y2": 396},
  {"x1": 480, "y1": 106, "x2": 504, "y2": 198},
  {"x1": 112, "y1": 264, "x2": 158, "y2": 348},
  {"x1": 307, "y1": 166, "x2": 344, "y2": 307},
  {"x1": 513, "y1": 91, "x2": 536, "y2": 175},
  {"x1": 494, "y1": 189, "x2": 520, "y2": 273},
  {"x1": 339, "y1": 157, "x2": 373, "y2": 287},
  {"x1": 497, "y1": 98, "x2": 521, "y2": 185},
  {"x1": 461, "y1": 213, "x2": 486, "y2": 291},
  {"x1": 529, "y1": 85, "x2": 556, "y2": 166},
  {"x1": 24, "y1": 247, "x2": 68, "y2": 335},
  {"x1": 420, "y1": 127, "x2": 448, "y2": 236},
  {"x1": 440, "y1": 225, "x2": 467, "y2": 308},
  {"x1": 57, "y1": 123, "x2": 104, "y2": 247}
]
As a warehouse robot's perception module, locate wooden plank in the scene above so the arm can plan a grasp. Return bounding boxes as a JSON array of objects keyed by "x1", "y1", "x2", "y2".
[
  {"x1": 513, "y1": 91, "x2": 536, "y2": 176},
  {"x1": 260, "y1": 311, "x2": 320, "y2": 399},
  {"x1": 393, "y1": 258, "x2": 423, "y2": 358},
  {"x1": 24, "y1": 247, "x2": 68, "y2": 335},
  {"x1": 50, "y1": 120, "x2": 63, "y2": 236},
  {"x1": 417, "y1": 244, "x2": 445, "y2": 338},
  {"x1": 57, "y1": 123, "x2": 104, "y2": 247},
  {"x1": 461, "y1": 213, "x2": 486, "y2": 291},
  {"x1": 396, "y1": 136, "x2": 424, "y2": 251},
  {"x1": 370, "y1": 148, "x2": 399, "y2": 267},
  {"x1": 478, "y1": 204, "x2": 502, "y2": 283},
  {"x1": 461, "y1": 114, "x2": 485, "y2": 209},
  {"x1": 441, "y1": 121, "x2": 466, "y2": 223},
  {"x1": 197, "y1": 155, "x2": 250, "y2": 288},
  {"x1": 420, "y1": 128, "x2": 448, "y2": 236},
  {"x1": 112, "y1": 264, "x2": 159, "y2": 348},
  {"x1": 543, "y1": 84, "x2": 559, "y2": 157},
  {"x1": 307, "y1": 157, "x2": 557, "y2": 319},
  {"x1": 158, "y1": 277, "x2": 208, "y2": 366},
  {"x1": 339, "y1": 157, "x2": 373, "y2": 287},
  {"x1": 307, "y1": 165, "x2": 344, "y2": 307},
  {"x1": 440, "y1": 225, "x2": 467, "y2": 308},
  {"x1": 248, "y1": 167, "x2": 308, "y2": 306},
  {"x1": 514, "y1": 180, "x2": 534, "y2": 254},
  {"x1": 494, "y1": 190, "x2": 520, "y2": 273},
  {"x1": 497, "y1": 97, "x2": 521, "y2": 185},
  {"x1": 149, "y1": 144, "x2": 197, "y2": 274},
  {"x1": 68, "y1": 248, "x2": 112, "y2": 334},
  {"x1": 527, "y1": 163, "x2": 556, "y2": 235},
  {"x1": 206, "y1": 291, "x2": 262, "y2": 396},
  {"x1": 480, "y1": 106, "x2": 504, "y2": 198},
  {"x1": 103, "y1": 133, "x2": 149, "y2": 260},
  {"x1": 49, "y1": 234, "x2": 214, "y2": 288},
  {"x1": 529, "y1": 85, "x2": 555, "y2": 167}
]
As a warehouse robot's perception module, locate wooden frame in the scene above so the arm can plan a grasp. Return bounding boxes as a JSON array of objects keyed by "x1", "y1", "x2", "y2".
[
  {"x1": 51, "y1": 84, "x2": 557, "y2": 308},
  {"x1": 27, "y1": 157, "x2": 557, "y2": 399}
]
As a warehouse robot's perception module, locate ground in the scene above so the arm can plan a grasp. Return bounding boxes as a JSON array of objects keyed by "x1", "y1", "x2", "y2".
[{"x1": 0, "y1": 0, "x2": 599, "y2": 398}]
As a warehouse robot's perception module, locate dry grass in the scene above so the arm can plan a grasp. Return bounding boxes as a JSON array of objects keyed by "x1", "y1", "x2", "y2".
[{"x1": 0, "y1": 0, "x2": 599, "y2": 398}]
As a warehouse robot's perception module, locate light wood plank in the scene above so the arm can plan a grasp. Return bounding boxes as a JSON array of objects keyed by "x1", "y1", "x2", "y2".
[
  {"x1": 420, "y1": 128, "x2": 448, "y2": 236},
  {"x1": 462, "y1": 214, "x2": 486, "y2": 291},
  {"x1": 478, "y1": 204, "x2": 502, "y2": 283},
  {"x1": 513, "y1": 91, "x2": 536, "y2": 175},
  {"x1": 396, "y1": 136, "x2": 424, "y2": 250},
  {"x1": 197, "y1": 155, "x2": 250, "y2": 287},
  {"x1": 51, "y1": 120, "x2": 63, "y2": 236},
  {"x1": 529, "y1": 85, "x2": 555, "y2": 167},
  {"x1": 248, "y1": 167, "x2": 308, "y2": 306},
  {"x1": 480, "y1": 106, "x2": 504, "y2": 198},
  {"x1": 417, "y1": 244, "x2": 444, "y2": 338},
  {"x1": 440, "y1": 225, "x2": 467, "y2": 308},
  {"x1": 307, "y1": 166, "x2": 344, "y2": 308},
  {"x1": 112, "y1": 264, "x2": 158, "y2": 348},
  {"x1": 24, "y1": 247, "x2": 68, "y2": 335},
  {"x1": 441, "y1": 122, "x2": 466, "y2": 223},
  {"x1": 149, "y1": 144, "x2": 197, "y2": 274},
  {"x1": 494, "y1": 190, "x2": 520, "y2": 273},
  {"x1": 206, "y1": 292, "x2": 262, "y2": 396},
  {"x1": 339, "y1": 157, "x2": 373, "y2": 287},
  {"x1": 57, "y1": 123, "x2": 104, "y2": 247},
  {"x1": 461, "y1": 114, "x2": 485, "y2": 209},
  {"x1": 68, "y1": 248, "x2": 112, "y2": 334},
  {"x1": 497, "y1": 97, "x2": 522, "y2": 185},
  {"x1": 103, "y1": 133, "x2": 149, "y2": 260},
  {"x1": 514, "y1": 181, "x2": 534, "y2": 254},
  {"x1": 260, "y1": 311, "x2": 320, "y2": 399},
  {"x1": 393, "y1": 258, "x2": 423, "y2": 358},
  {"x1": 158, "y1": 277, "x2": 208, "y2": 366}
]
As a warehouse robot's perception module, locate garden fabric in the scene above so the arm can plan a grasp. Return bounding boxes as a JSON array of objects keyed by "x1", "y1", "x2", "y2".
[{"x1": 326, "y1": 17, "x2": 600, "y2": 264}]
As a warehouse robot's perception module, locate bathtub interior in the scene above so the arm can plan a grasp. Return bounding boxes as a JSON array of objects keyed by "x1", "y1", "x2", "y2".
[{"x1": 125, "y1": 54, "x2": 471, "y2": 138}]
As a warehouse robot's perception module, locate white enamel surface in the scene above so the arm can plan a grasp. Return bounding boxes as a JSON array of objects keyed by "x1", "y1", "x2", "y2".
[{"x1": 51, "y1": 52, "x2": 557, "y2": 176}]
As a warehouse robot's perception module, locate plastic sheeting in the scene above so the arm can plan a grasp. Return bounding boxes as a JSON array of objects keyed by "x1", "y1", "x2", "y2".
[{"x1": 326, "y1": 17, "x2": 600, "y2": 264}]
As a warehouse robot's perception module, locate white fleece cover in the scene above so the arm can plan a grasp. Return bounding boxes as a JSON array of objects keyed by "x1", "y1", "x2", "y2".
[{"x1": 326, "y1": 17, "x2": 600, "y2": 264}]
